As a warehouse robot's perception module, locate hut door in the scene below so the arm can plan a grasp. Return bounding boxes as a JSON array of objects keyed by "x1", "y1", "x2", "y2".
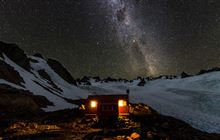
[{"x1": 99, "y1": 104, "x2": 118, "y2": 118}]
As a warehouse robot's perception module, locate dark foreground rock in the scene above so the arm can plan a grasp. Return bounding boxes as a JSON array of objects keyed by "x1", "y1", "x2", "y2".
[
  {"x1": 0, "y1": 85, "x2": 53, "y2": 113},
  {"x1": 0, "y1": 84, "x2": 54, "y2": 129},
  {"x1": 0, "y1": 103, "x2": 220, "y2": 140}
]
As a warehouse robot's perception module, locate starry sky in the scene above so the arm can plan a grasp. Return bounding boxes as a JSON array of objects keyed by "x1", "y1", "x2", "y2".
[{"x1": 0, "y1": 0, "x2": 220, "y2": 79}]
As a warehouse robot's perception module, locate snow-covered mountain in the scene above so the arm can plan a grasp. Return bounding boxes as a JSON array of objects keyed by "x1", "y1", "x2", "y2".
[
  {"x1": 1, "y1": 41, "x2": 220, "y2": 133},
  {"x1": 0, "y1": 41, "x2": 89, "y2": 112}
]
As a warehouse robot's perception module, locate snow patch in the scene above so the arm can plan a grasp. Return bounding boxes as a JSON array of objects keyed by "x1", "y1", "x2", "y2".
[
  {"x1": 0, "y1": 79, "x2": 25, "y2": 90},
  {"x1": 30, "y1": 56, "x2": 89, "y2": 99}
]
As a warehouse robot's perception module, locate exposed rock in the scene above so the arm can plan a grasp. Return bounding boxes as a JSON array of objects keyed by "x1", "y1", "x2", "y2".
[
  {"x1": 130, "y1": 132, "x2": 140, "y2": 139},
  {"x1": 93, "y1": 76, "x2": 101, "y2": 82},
  {"x1": 104, "y1": 77, "x2": 117, "y2": 82},
  {"x1": 197, "y1": 67, "x2": 220, "y2": 75},
  {"x1": 130, "y1": 103, "x2": 156, "y2": 116},
  {"x1": 161, "y1": 122, "x2": 169, "y2": 130},
  {"x1": 137, "y1": 78, "x2": 146, "y2": 86},
  {"x1": 76, "y1": 78, "x2": 82, "y2": 85},
  {"x1": 38, "y1": 69, "x2": 62, "y2": 92},
  {"x1": 84, "y1": 81, "x2": 91, "y2": 85},
  {"x1": 38, "y1": 70, "x2": 51, "y2": 82},
  {"x1": 29, "y1": 58, "x2": 38, "y2": 63},
  {"x1": 181, "y1": 71, "x2": 190, "y2": 78},
  {"x1": 81, "y1": 76, "x2": 90, "y2": 83},
  {"x1": 0, "y1": 61, "x2": 24, "y2": 86},
  {"x1": 47, "y1": 58, "x2": 77, "y2": 85},
  {"x1": 0, "y1": 41, "x2": 30, "y2": 71},
  {"x1": 0, "y1": 84, "x2": 53, "y2": 113},
  {"x1": 33, "y1": 53, "x2": 44, "y2": 59},
  {"x1": 146, "y1": 131, "x2": 155, "y2": 140}
]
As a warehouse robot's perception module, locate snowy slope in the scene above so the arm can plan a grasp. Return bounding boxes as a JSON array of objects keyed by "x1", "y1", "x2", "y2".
[
  {"x1": 0, "y1": 53, "x2": 89, "y2": 112},
  {"x1": 83, "y1": 75, "x2": 220, "y2": 133}
]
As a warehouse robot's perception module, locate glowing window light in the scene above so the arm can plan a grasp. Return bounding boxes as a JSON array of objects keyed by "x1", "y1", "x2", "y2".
[
  {"x1": 118, "y1": 100, "x2": 127, "y2": 107},
  {"x1": 90, "y1": 101, "x2": 97, "y2": 108}
]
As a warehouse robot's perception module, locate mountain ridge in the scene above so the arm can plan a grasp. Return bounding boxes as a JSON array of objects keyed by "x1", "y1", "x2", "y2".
[{"x1": 0, "y1": 41, "x2": 88, "y2": 112}]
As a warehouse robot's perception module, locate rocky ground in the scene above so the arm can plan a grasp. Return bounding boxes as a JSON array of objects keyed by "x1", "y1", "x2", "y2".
[{"x1": 0, "y1": 103, "x2": 220, "y2": 140}]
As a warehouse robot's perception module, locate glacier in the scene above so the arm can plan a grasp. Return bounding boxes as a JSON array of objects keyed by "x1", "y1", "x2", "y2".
[{"x1": 84, "y1": 75, "x2": 220, "y2": 133}]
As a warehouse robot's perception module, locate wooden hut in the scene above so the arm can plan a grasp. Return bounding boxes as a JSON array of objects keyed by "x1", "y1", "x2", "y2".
[{"x1": 85, "y1": 94, "x2": 129, "y2": 118}]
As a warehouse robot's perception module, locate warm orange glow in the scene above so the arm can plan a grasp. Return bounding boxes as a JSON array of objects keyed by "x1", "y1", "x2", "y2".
[
  {"x1": 118, "y1": 100, "x2": 127, "y2": 107},
  {"x1": 90, "y1": 100, "x2": 97, "y2": 108}
]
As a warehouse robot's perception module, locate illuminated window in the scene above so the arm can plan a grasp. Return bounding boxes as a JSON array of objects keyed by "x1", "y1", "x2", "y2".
[
  {"x1": 90, "y1": 100, "x2": 97, "y2": 108},
  {"x1": 118, "y1": 100, "x2": 127, "y2": 107}
]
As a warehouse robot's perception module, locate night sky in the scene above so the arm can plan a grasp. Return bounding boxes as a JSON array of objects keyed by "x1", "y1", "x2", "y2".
[{"x1": 0, "y1": 0, "x2": 220, "y2": 79}]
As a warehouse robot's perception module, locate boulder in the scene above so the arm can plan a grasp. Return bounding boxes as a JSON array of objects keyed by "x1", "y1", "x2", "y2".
[{"x1": 130, "y1": 132, "x2": 140, "y2": 139}]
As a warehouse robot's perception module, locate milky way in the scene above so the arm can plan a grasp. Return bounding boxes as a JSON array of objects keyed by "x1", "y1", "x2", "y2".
[
  {"x1": 0, "y1": 0, "x2": 220, "y2": 79},
  {"x1": 101, "y1": 0, "x2": 163, "y2": 76}
]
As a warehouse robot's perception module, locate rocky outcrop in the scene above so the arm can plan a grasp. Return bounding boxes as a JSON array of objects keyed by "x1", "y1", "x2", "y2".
[
  {"x1": 181, "y1": 71, "x2": 190, "y2": 78},
  {"x1": 197, "y1": 67, "x2": 220, "y2": 75},
  {"x1": 0, "y1": 84, "x2": 53, "y2": 113},
  {"x1": 80, "y1": 76, "x2": 91, "y2": 85},
  {"x1": 0, "y1": 61, "x2": 24, "y2": 86},
  {"x1": 37, "y1": 69, "x2": 62, "y2": 92},
  {"x1": 33, "y1": 53, "x2": 44, "y2": 59},
  {"x1": 104, "y1": 77, "x2": 118, "y2": 82},
  {"x1": 0, "y1": 41, "x2": 30, "y2": 71},
  {"x1": 137, "y1": 78, "x2": 146, "y2": 86},
  {"x1": 47, "y1": 58, "x2": 77, "y2": 85}
]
